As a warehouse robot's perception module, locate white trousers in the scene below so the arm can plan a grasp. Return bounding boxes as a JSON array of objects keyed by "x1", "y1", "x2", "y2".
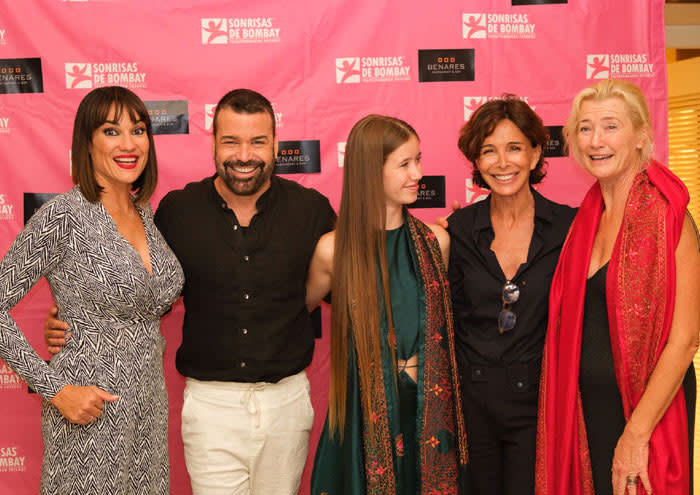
[{"x1": 181, "y1": 371, "x2": 314, "y2": 495}]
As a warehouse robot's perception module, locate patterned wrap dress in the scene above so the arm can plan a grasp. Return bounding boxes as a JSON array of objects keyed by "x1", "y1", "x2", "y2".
[{"x1": 0, "y1": 187, "x2": 184, "y2": 494}]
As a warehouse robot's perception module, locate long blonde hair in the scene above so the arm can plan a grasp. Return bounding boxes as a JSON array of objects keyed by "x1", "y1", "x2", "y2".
[{"x1": 329, "y1": 114, "x2": 418, "y2": 438}]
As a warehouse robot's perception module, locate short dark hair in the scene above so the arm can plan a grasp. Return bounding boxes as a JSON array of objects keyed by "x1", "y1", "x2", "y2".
[
  {"x1": 213, "y1": 88, "x2": 276, "y2": 137},
  {"x1": 457, "y1": 95, "x2": 548, "y2": 189},
  {"x1": 71, "y1": 86, "x2": 157, "y2": 204}
]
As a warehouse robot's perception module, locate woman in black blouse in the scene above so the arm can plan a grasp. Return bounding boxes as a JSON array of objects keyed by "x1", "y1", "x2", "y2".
[{"x1": 447, "y1": 96, "x2": 576, "y2": 495}]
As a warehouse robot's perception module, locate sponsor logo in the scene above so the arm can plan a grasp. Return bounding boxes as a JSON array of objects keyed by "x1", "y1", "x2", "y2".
[
  {"x1": 0, "y1": 105, "x2": 10, "y2": 135},
  {"x1": 337, "y1": 142, "x2": 346, "y2": 168},
  {"x1": 201, "y1": 18, "x2": 229, "y2": 44},
  {"x1": 23, "y1": 193, "x2": 57, "y2": 224},
  {"x1": 464, "y1": 95, "x2": 532, "y2": 121},
  {"x1": 462, "y1": 14, "x2": 487, "y2": 39},
  {"x1": 586, "y1": 54, "x2": 609, "y2": 79},
  {"x1": 201, "y1": 17, "x2": 280, "y2": 44},
  {"x1": 544, "y1": 125, "x2": 565, "y2": 157},
  {"x1": 65, "y1": 62, "x2": 147, "y2": 89},
  {"x1": 64, "y1": 63, "x2": 92, "y2": 89},
  {"x1": 586, "y1": 53, "x2": 653, "y2": 79},
  {"x1": 335, "y1": 57, "x2": 361, "y2": 83},
  {"x1": 0, "y1": 195, "x2": 14, "y2": 221},
  {"x1": 204, "y1": 104, "x2": 216, "y2": 131},
  {"x1": 0, "y1": 58, "x2": 43, "y2": 94},
  {"x1": 463, "y1": 13, "x2": 536, "y2": 39},
  {"x1": 512, "y1": 0, "x2": 567, "y2": 4},
  {"x1": 0, "y1": 446, "x2": 26, "y2": 472},
  {"x1": 336, "y1": 56, "x2": 411, "y2": 84},
  {"x1": 409, "y1": 176, "x2": 445, "y2": 209},
  {"x1": 418, "y1": 49, "x2": 474, "y2": 83},
  {"x1": 144, "y1": 100, "x2": 189, "y2": 135},
  {"x1": 274, "y1": 140, "x2": 321, "y2": 174},
  {"x1": 0, "y1": 361, "x2": 22, "y2": 389},
  {"x1": 0, "y1": 29, "x2": 6, "y2": 46},
  {"x1": 465, "y1": 178, "x2": 489, "y2": 205},
  {"x1": 464, "y1": 97, "x2": 488, "y2": 121},
  {"x1": 270, "y1": 102, "x2": 284, "y2": 129}
]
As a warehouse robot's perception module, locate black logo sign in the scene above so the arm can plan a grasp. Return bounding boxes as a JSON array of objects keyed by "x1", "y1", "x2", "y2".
[
  {"x1": 544, "y1": 126, "x2": 565, "y2": 157},
  {"x1": 0, "y1": 58, "x2": 43, "y2": 94},
  {"x1": 418, "y1": 49, "x2": 475, "y2": 83},
  {"x1": 409, "y1": 176, "x2": 445, "y2": 209},
  {"x1": 512, "y1": 0, "x2": 567, "y2": 4},
  {"x1": 144, "y1": 100, "x2": 189, "y2": 135},
  {"x1": 23, "y1": 193, "x2": 57, "y2": 224},
  {"x1": 275, "y1": 140, "x2": 321, "y2": 174}
]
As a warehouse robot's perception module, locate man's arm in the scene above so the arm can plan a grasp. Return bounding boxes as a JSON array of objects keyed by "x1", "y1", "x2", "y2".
[{"x1": 306, "y1": 231, "x2": 334, "y2": 312}]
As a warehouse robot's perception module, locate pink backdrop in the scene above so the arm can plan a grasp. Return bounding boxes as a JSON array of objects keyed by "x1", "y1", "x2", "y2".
[{"x1": 0, "y1": 1, "x2": 667, "y2": 493}]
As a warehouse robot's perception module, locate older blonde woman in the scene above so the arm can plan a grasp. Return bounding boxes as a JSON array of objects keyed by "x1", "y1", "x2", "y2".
[{"x1": 536, "y1": 80, "x2": 698, "y2": 495}]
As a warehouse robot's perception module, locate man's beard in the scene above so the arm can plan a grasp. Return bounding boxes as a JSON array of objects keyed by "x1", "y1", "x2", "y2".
[{"x1": 216, "y1": 158, "x2": 273, "y2": 196}]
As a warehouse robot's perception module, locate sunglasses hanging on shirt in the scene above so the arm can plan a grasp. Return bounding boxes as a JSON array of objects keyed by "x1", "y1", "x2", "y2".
[{"x1": 498, "y1": 280, "x2": 520, "y2": 334}]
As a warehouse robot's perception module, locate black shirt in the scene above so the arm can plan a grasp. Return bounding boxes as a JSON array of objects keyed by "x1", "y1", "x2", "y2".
[
  {"x1": 447, "y1": 189, "x2": 576, "y2": 367},
  {"x1": 155, "y1": 175, "x2": 336, "y2": 383}
]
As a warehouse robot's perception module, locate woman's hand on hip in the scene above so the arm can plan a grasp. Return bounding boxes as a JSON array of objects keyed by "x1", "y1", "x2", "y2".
[{"x1": 50, "y1": 384, "x2": 119, "y2": 425}]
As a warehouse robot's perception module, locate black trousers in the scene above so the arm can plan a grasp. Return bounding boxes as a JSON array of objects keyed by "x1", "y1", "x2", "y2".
[{"x1": 460, "y1": 361, "x2": 540, "y2": 495}]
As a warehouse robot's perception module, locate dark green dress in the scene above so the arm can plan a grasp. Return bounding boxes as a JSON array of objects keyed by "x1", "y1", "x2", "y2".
[{"x1": 311, "y1": 223, "x2": 423, "y2": 494}]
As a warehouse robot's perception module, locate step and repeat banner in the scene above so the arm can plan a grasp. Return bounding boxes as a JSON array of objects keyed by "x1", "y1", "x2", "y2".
[{"x1": 0, "y1": 1, "x2": 667, "y2": 493}]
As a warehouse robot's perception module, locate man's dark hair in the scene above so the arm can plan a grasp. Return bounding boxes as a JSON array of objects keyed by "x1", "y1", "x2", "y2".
[{"x1": 213, "y1": 88, "x2": 276, "y2": 137}]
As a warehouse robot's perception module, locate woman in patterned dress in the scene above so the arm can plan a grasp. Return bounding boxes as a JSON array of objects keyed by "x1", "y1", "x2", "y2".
[
  {"x1": 307, "y1": 115, "x2": 468, "y2": 494},
  {"x1": 0, "y1": 86, "x2": 184, "y2": 494}
]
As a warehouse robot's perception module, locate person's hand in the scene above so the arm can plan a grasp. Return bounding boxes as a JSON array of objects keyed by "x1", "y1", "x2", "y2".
[
  {"x1": 45, "y1": 305, "x2": 70, "y2": 356},
  {"x1": 50, "y1": 384, "x2": 119, "y2": 425},
  {"x1": 435, "y1": 200, "x2": 461, "y2": 229},
  {"x1": 611, "y1": 426, "x2": 652, "y2": 495}
]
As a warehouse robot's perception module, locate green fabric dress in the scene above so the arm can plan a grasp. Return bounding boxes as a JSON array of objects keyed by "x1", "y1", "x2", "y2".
[{"x1": 311, "y1": 223, "x2": 423, "y2": 494}]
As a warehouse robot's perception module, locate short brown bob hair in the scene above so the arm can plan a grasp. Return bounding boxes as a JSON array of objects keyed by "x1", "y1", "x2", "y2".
[
  {"x1": 71, "y1": 86, "x2": 157, "y2": 204},
  {"x1": 457, "y1": 95, "x2": 548, "y2": 189}
]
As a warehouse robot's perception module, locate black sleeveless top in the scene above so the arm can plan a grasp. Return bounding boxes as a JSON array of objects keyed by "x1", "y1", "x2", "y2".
[
  {"x1": 579, "y1": 263, "x2": 624, "y2": 495},
  {"x1": 579, "y1": 263, "x2": 695, "y2": 494}
]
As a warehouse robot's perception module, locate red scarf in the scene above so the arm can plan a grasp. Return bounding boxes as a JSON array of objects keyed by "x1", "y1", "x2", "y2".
[
  {"x1": 362, "y1": 214, "x2": 468, "y2": 495},
  {"x1": 535, "y1": 162, "x2": 690, "y2": 495}
]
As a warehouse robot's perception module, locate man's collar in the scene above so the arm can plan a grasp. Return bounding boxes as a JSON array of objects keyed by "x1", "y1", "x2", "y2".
[{"x1": 254, "y1": 175, "x2": 278, "y2": 213}]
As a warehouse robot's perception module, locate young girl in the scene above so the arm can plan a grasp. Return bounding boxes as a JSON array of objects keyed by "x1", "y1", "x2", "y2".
[{"x1": 307, "y1": 114, "x2": 468, "y2": 494}]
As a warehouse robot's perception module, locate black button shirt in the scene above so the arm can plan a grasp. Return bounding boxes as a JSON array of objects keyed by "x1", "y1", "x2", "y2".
[
  {"x1": 447, "y1": 189, "x2": 576, "y2": 367},
  {"x1": 155, "y1": 175, "x2": 336, "y2": 383}
]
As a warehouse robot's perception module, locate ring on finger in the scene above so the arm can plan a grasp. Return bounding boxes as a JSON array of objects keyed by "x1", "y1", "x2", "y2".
[{"x1": 626, "y1": 475, "x2": 639, "y2": 486}]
